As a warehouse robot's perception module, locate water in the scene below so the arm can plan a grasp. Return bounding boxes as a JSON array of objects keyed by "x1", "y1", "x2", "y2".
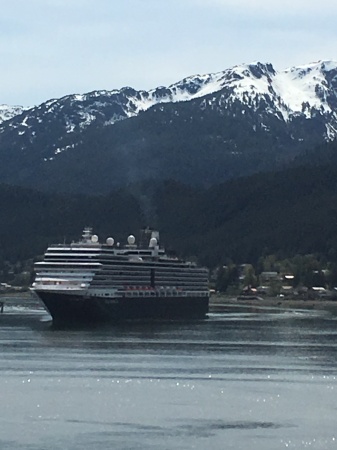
[{"x1": 1, "y1": 300, "x2": 337, "y2": 449}]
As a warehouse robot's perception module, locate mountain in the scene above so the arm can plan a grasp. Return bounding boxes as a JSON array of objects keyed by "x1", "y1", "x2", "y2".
[
  {"x1": 1, "y1": 60, "x2": 337, "y2": 193},
  {"x1": 0, "y1": 104, "x2": 27, "y2": 124}
]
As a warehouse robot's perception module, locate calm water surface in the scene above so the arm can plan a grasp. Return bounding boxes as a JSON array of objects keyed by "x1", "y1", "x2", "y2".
[{"x1": 0, "y1": 299, "x2": 337, "y2": 449}]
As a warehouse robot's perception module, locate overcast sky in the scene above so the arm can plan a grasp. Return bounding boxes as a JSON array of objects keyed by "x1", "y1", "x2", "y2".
[{"x1": 2, "y1": 0, "x2": 337, "y2": 107}]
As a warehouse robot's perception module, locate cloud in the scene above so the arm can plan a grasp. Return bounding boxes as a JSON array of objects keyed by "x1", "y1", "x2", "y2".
[{"x1": 189, "y1": 0, "x2": 337, "y2": 14}]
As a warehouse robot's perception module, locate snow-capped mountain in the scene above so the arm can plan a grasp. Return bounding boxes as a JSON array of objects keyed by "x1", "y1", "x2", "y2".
[
  {"x1": 0, "y1": 60, "x2": 337, "y2": 193},
  {"x1": 2, "y1": 60, "x2": 337, "y2": 146},
  {"x1": 3, "y1": 60, "x2": 337, "y2": 141},
  {"x1": 0, "y1": 104, "x2": 27, "y2": 124}
]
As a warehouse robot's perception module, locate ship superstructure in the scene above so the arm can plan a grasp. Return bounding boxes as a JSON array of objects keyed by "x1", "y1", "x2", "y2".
[{"x1": 31, "y1": 228, "x2": 209, "y2": 325}]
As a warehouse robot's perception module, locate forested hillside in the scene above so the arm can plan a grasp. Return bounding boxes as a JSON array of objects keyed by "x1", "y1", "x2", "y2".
[
  {"x1": 2, "y1": 149, "x2": 337, "y2": 282},
  {"x1": 0, "y1": 185, "x2": 142, "y2": 263}
]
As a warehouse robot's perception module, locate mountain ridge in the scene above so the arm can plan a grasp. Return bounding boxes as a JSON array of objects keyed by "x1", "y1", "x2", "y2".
[
  {"x1": 2, "y1": 59, "x2": 337, "y2": 128},
  {"x1": 0, "y1": 59, "x2": 337, "y2": 193}
]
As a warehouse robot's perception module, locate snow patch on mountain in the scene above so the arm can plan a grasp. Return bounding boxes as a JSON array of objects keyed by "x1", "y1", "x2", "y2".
[
  {"x1": 275, "y1": 62, "x2": 334, "y2": 117},
  {"x1": 0, "y1": 104, "x2": 27, "y2": 124},
  {"x1": 199, "y1": 60, "x2": 337, "y2": 135}
]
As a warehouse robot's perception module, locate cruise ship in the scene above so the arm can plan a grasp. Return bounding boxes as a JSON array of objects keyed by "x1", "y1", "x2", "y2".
[{"x1": 31, "y1": 227, "x2": 209, "y2": 325}]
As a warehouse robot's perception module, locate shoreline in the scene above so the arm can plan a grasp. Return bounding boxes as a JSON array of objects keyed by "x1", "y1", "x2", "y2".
[
  {"x1": 1, "y1": 292, "x2": 337, "y2": 315},
  {"x1": 209, "y1": 295, "x2": 337, "y2": 313}
]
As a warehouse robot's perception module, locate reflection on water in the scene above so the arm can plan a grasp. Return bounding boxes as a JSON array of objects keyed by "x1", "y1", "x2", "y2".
[{"x1": 0, "y1": 300, "x2": 337, "y2": 449}]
